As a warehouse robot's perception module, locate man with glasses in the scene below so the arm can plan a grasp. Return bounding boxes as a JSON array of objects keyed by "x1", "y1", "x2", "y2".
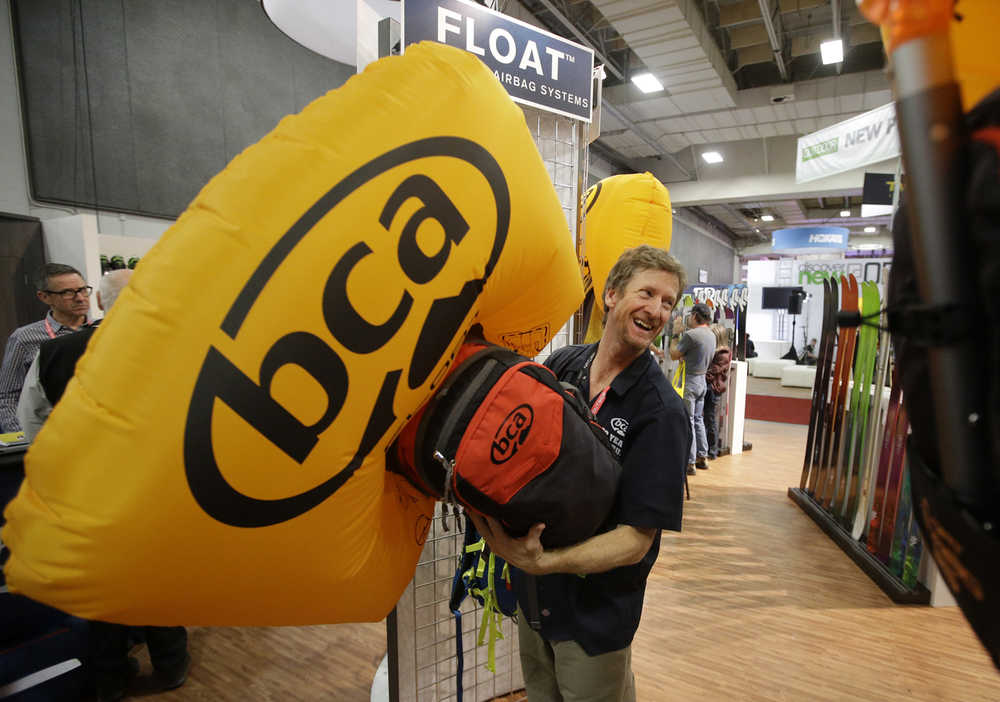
[{"x1": 0, "y1": 263, "x2": 91, "y2": 432}]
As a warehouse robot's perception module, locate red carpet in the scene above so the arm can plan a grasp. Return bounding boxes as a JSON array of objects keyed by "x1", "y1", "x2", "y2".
[{"x1": 745, "y1": 394, "x2": 811, "y2": 425}]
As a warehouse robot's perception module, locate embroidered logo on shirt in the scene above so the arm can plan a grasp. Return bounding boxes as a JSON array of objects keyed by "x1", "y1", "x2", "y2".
[
  {"x1": 607, "y1": 417, "x2": 628, "y2": 456},
  {"x1": 610, "y1": 417, "x2": 628, "y2": 435}
]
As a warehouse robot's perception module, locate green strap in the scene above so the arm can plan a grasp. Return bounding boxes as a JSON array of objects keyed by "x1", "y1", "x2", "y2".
[
  {"x1": 461, "y1": 542, "x2": 513, "y2": 674},
  {"x1": 474, "y1": 552, "x2": 505, "y2": 673}
]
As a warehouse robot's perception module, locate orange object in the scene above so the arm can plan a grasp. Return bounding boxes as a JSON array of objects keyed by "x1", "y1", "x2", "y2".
[
  {"x1": 859, "y1": 0, "x2": 999, "y2": 111},
  {"x1": 857, "y1": 0, "x2": 953, "y2": 53}
]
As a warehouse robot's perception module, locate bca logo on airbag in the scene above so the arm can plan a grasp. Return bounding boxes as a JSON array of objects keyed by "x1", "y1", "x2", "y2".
[{"x1": 491, "y1": 404, "x2": 534, "y2": 464}]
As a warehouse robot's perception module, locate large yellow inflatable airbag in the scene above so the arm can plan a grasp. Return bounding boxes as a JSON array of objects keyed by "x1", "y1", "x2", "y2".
[
  {"x1": 581, "y1": 173, "x2": 672, "y2": 342},
  {"x1": 1, "y1": 42, "x2": 582, "y2": 625}
]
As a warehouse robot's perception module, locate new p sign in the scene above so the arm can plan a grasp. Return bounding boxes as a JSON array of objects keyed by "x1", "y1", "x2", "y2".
[{"x1": 403, "y1": 0, "x2": 594, "y2": 121}]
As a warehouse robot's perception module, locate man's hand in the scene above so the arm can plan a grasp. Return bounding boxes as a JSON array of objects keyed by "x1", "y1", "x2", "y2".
[{"x1": 468, "y1": 513, "x2": 549, "y2": 575}]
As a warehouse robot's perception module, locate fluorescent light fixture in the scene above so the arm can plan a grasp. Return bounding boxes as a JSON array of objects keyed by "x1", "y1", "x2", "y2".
[
  {"x1": 821, "y1": 39, "x2": 844, "y2": 65},
  {"x1": 760, "y1": 214, "x2": 775, "y2": 222},
  {"x1": 840, "y1": 209, "x2": 851, "y2": 217},
  {"x1": 853, "y1": 243, "x2": 883, "y2": 250},
  {"x1": 701, "y1": 151, "x2": 724, "y2": 164},
  {"x1": 631, "y1": 72, "x2": 664, "y2": 94},
  {"x1": 864, "y1": 226, "x2": 877, "y2": 233}
]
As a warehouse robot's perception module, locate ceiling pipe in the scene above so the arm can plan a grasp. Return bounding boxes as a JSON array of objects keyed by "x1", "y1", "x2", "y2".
[
  {"x1": 528, "y1": 0, "x2": 692, "y2": 179},
  {"x1": 756, "y1": 0, "x2": 789, "y2": 81}
]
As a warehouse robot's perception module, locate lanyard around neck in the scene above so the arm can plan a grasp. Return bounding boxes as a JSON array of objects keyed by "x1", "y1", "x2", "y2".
[
  {"x1": 580, "y1": 348, "x2": 610, "y2": 415},
  {"x1": 43, "y1": 316, "x2": 57, "y2": 339}
]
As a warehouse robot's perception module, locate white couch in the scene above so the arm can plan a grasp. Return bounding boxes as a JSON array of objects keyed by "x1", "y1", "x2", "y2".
[
  {"x1": 781, "y1": 365, "x2": 817, "y2": 388},
  {"x1": 748, "y1": 358, "x2": 795, "y2": 378}
]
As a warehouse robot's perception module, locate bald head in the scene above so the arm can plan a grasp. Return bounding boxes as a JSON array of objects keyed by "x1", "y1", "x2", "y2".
[{"x1": 98, "y1": 269, "x2": 133, "y2": 312}]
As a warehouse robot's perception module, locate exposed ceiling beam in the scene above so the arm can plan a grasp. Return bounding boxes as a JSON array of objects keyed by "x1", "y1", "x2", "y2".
[
  {"x1": 757, "y1": 0, "x2": 790, "y2": 81},
  {"x1": 600, "y1": 101, "x2": 692, "y2": 180},
  {"x1": 720, "y1": 0, "x2": 763, "y2": 28},
  {"x1": 729, "y1": 24, "x2": 770, "y2": 50},
  {"x1": 590, "y1": 138, "x2": 635, "y2": 173},
  {"x1": 804, "y1": 206, "x2": 890, "y2": 221},
  {"x1": 677, "y1": 207, "x2": 739, "y2": 247},
  {"x1": 532, "y1": 0, "x2": 625, "y2": 81},
  {"x1": 737, "y1": 43, "x2": 774, "y2": 69},
  {"x1": 780, "y1": 0, "x2": 825, "y2": 13}
]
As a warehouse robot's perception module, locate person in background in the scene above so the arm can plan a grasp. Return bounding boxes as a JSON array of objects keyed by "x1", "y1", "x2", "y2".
[
  {"x1": 671, "y1": 303, "x2": 716, "y2": 473},
  {"x1": 801, "y1": 338, "x2": 818, "y2": 366},
  {"x1": 470, "y1": 245, "x2": 689, "y2": 702},
  {"x1": 745, "y1": 333, "x2": 757, "y2": 358},
  {"x1": 0, "y1": 263, "x2": 91, "y2": 432},
  {"x1": 17, "y1": 270, "x2": 123, "y2": 440},
  {"x1": 703, "y1": 325, "x2": 732, "y2": 460},
  {"x1": 16, "y1": 269, "x2": 190, "y2": 702}
]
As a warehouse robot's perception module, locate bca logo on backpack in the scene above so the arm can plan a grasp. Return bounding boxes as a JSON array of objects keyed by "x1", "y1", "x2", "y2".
[
  {"x1": 491, "y1": 404, "x2": 533, "y2": 464},
  {"x1": 391, "y1": 342, "x2": 621, "y2": 548}
]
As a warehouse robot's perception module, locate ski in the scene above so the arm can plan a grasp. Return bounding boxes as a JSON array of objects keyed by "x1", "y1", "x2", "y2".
[
  {"x1": 806, "y1": 276, "x2": 839, "y2": 496},
  {"x1": 866, "y1": 371, "x2": 904, "y2": 552},
  {"x1": 888, "y1": 462, "x2": 915, "y2": 578},
  {"x1": 818, "y1": 274, "x2": 859, "y2": 509},
  {"x1": 876, "y1": 408, "x2": 910, "y2": 563},
  {"x1": 851, "y1": 321, "x2": 892, "y2": 540},
  {"x1": 800, "y1": 278, "x2": 836, "y2": 491},
  {"x1": 838, "y1": 281, "x2": 880, "y2": 524}
]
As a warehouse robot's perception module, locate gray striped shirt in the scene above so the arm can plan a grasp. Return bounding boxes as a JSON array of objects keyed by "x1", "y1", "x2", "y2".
[{"x1": 0, "y1": 312, "x2": 82, "y2": 432}]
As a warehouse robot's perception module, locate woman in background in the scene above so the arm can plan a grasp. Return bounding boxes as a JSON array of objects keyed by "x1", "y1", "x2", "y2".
[{"x1": 703, "y1": 324, "x2": 732, "y2": 460}]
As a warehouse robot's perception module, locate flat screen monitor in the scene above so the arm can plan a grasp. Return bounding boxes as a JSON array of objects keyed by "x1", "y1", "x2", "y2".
[{"x1": 761, "y1": 286, "x2": 804, "y2": 310}]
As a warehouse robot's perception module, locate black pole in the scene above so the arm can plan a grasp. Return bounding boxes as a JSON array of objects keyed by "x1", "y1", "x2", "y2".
[{"x1": 891, "y1": 34, "x2": 988, "y2": 508}]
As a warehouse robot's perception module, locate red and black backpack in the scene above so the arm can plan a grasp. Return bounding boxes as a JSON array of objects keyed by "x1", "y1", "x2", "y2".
[{"x1": 389, "y1": 342, "x2": 622, "y2": 548}]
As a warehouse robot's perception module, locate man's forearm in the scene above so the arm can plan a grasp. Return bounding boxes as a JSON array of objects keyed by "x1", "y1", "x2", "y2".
[
  {"x1": 535, "y1": 524, "x2": 655, "y2": 576},
  {"x1": 0, "y1": 400, "x2": 19, "y2": 433}
]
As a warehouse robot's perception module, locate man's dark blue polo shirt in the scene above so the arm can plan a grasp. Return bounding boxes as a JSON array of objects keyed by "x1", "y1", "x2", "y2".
[{"x1": 514, "y1": 343, "x2": 689, "y2": 656}]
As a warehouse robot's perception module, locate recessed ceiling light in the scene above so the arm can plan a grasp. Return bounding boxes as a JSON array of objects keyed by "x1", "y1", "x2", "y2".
[
  {"x1": 754, "y1": 228, "x2": 760, "y2": 233},
  {"x1": 864, "y1": 226, "x2": 877, "y2": 233},
  {"x1": 701, "y1": 151, "x2": 724, "y2": 164},
  {"x1": 821, "y1": 39, "x2": 844, "y2": 65},
  {"x1": 761, "y1": 214, "x2": 775, "y2": 222},
  {"x1": 631, "y1": 72, "x2": 664, "y2": 94},
  {"x1": 672, "y1": 208, "x2": 677, "y2": 214},
  {"x1": 840, "y1": 210, "x2": 851, "y2": 217}
]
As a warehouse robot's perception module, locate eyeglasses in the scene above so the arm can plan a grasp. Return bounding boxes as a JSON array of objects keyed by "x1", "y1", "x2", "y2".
[{"x1": 43, "y1": 286, "x2": 93, "y2": 299}]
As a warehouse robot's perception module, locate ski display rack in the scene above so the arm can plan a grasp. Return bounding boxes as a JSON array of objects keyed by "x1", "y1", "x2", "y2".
[{"x1": 788, "y1": 274, "x2": 929, "y2": 604}]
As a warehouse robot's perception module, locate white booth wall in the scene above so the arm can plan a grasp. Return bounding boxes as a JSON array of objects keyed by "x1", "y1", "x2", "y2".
[{"x1": 745, "y1": 256, "x2": 892, "y2": 357}]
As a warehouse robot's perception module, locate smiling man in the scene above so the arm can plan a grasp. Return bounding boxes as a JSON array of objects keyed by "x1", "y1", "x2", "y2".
[
  {"x1": 0, "y1": 263, "x2": 91, "y2": 432},
  {"x1": 471, "y1": 244, "x2": 690, "y2": 702}
]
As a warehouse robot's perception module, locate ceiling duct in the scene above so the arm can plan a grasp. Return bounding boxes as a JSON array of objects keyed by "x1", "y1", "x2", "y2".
[{"x1": 757, "y1": 0, "x2": 789, "y2": 81}]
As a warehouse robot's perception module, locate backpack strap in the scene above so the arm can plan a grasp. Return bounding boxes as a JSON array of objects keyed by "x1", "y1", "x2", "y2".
[{"x1": 413, "y1": 346, "x2": 520, "y2": 499}]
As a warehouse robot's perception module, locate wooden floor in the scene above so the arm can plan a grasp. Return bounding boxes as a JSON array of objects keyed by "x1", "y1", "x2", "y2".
[{"x1": 141, "y1": 420, "x2": 999, "y2": 701}]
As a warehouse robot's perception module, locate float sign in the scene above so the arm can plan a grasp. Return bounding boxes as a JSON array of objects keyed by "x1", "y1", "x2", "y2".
[{"x1": 403, "y1": 0, "x2": 594, "y2": 121}]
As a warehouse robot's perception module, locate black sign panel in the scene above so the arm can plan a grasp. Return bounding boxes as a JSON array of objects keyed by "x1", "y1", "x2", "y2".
[
  {"x1": 862, "y1": 172, "x2": 898, "y2": 206},
  {"x1": 402, "y1": 0, "x2": 594, "y2": 122}
]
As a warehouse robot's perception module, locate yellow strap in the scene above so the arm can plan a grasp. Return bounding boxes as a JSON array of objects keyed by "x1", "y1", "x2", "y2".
[{"x1": 672, "y1": 359, "x2": 686, "y2": 398}]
